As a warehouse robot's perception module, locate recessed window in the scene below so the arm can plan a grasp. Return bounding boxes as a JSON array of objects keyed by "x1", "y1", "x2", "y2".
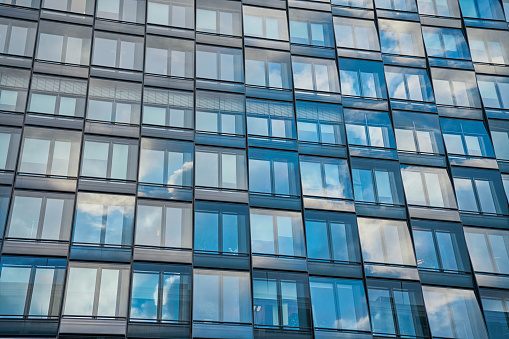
[
  {"x1": 147, "y1": 0, "x2": 194, "y2": 28},
  {"x1": 441, "y1": 118, "x2": 495, "y2": 158},
  {"x1": 289, "y1": 8, "x2": 334, "y2": 47},
  {"x1": 431, "y1": 68, "x2": 481, "y2": 107},
  {"x1": 145, "y1": 36, "x2": 194, "y2": 77},
  {"x1": 196, "y1": 0, "x2": 241, "y2": 36},
  {"x1": 96, "y1": 0, "x2": 146, "y2": 23},
  {"x1": 339, "y1": 58, "x2": 386, "y2": 99},
  {"x1": 333, "y1": 17, "x2": 379, "y2": 51},
  {"x1": 379, "y1": 19, "x2": 425, "y2": 57},
  {"x1": 42, "y1": 0, "x2": 95, "y2": 14},
  {"x1": 246, "y1": 98, "x2": 295, "y2": 140},
  {"x1": 385, "y1": 66, "x2": 434, "y2": 102},
  {"x1": 143, "y1": 87, "x2": 193, "y2": 129},
  {"x1": 0, "y1": 126, "x2": 21, "y2": 171},
  {"x1": 300, "y1": 155, "x2": 353, "y2": 199},
  {"x1": 195, "y1": 147, "x2": 247, "y2": 190},
  {"x1": 0, "y1": 66, "x2": 30, "y2": 112},
  {"x1": 464, "y1": 227, "x2": 509, "y2": 275},
  {"x1": 296, "y1": 101, "x2": 344, "y2": 145},
  {"x1": 243, "y1": 5, "x2": 288, "y2": 41},
  {"x1": 0, "y1": 17, "x2": 37, "y2": 57},
  {"x1": 477, "y1": 74, "x2": 509, "y2": 109},
  {"x1": 292, "y1": 56, "x2": 340, "y2": 93},
  {"x1": 422, "y1": 26, "x2": 470, "y2": 59},
  {"x1": 245, "y1": 48, "x2": 292, "y2": 89},
  {"x1": 345, "y1": 109, "x2": 395, "y2": 149},
  {"x1": 393, "y1": 111, "x2": 444, "y2": 154},
  {"x1": 196, "y1": 90, "x2": 245, "y2": 136},
  {"x1": 92, "y1": 31, "x2": 144, "y2": 70},
  {"x1": 196, "y1": 44, "x2": 244, "y2": 83}
]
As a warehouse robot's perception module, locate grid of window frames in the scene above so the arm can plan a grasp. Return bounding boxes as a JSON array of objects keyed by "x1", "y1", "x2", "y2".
[{"x1": 0, "y1": 0, "x2": 508, "y2": 338}]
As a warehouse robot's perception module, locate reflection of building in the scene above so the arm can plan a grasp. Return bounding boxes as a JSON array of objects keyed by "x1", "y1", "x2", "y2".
[{"x1": 0, "y1": 0, "x2": 508, "y2": 338}]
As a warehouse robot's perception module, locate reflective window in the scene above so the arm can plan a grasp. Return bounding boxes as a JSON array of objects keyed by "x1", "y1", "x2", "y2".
[
  {"x1": 477, "y1": 74, "x2": 509, "y2": 109},
  {"x1": 250, "y1": 208, "x2": 305, "y2": 258},
  {"x1": 145, "y1": 36, "x2": 193, "y2": 77},
  {"x1": 42, "y1": 0, "x2": 95, "y2": 14},
  {"x1": 143, "y1": 87, "x2": 193, "y2": 129},
  {"x1": 458, "y1": 0, "x2": 505, "y2": 20},
  {"x1": 310, "y1": 277, "x2": 370, "y2": 331},
  {"x1": 431, "y1": 68, "x2": 481, "y2": 107},
  {"x1": 423, "y1": 286, "x2": 489, "y2": 339},
  {"x1": 196, "y1": 44, "x2": 244, "y2": 83},
  {"x1": 422, "y1": 26, "x2": 470, "y2": 59},
  {"x1": 333, "y1": 17, "x2": 380, "y2": 51},
  {"x1": 375, "y1": 0, "x2": 417, "y2": 11},
  {"x1": 73, "y1": 192, "x2": 135, "y2": 246},
  {"x1": 464, "y1": 227, "x2": 509, "y2": 275},
  {"x1": 292, "y1": 56, "x2": 340, "y2": 93},
  {"x1": 379, "y1": 19, "x2": 425, "y2": 57},
  {"x1": 417, "y1": 0, "x2": 461, "y2": 16},
  {"x1": 0, "y1": 256, "x2": 66, "y2": 318},
  {"x1": 480, "y1": 289, "x2": 509, "y2": 339},
  {"x1": 249, "y1": 149, "x2": 300, "y2": 196},
  {"x1": 139, "y1": 138, "x2": 193, "y2": 187},
  {"x1": 0, "y1": 186, "x2": 9, "y2": 237},
  {"x1": 385, "y1": 66, "x2": 434, "y2": 102},
  {"x1": 351, "y1": 158, "x2": 405, "y2": 205},
  {"x1": 468, "y1": 27, "x2": 509, "y2": 64},
  {"x1": 193, "y1": 269, "x2": 251, "y2": 323},
  {"x1": 87, "y1": 78, "x2": 141, "y2": 125},
  {"x1": 28, "y1": 74, "x2": 87, "y2": 117},
  {"x1": 339, "y1": 58, "x2": 386, "y2": 99},
  {"x1": 194, "y1": 201, "x2": 249, "y2": 255},
  {"x1": 358, "y1": 217, "x2": 416, "y2": 266},
  {"x1": 243, "y1": 5, "x2": 288, "y2": 41},
  {"x1": 19, "y1": 127, "x2": 81, "y2": 177},
  {"x1": 253, "y1": 270, "x2": 311, "y2": 329},
  {"x1": 0, "y1": 66, "x2": 30, "y2": 112},
  {"x1": 6, "y1": 190, "x2": 73, "y2": 241},
  {"x1": 489, "y1": 119, "x2": 509, "y2": 161},
  {"x1": 63, "y1": 262, "x2": 129, "y2": 317},
  {"x1": 300, "y1": 156, "x2": 352, "y2": 199},
  {"x1": 196, "y1": 0, "x2": 241, "y2": 36},
  {"x1": 393, "y1": 111, "x2": 444, "y2": 154},
  {"x1": 441, "y1": 118, "x2": 495, "y2": 157},
  {"x1": 196, "y1": 91, "x2": 245, "y2": 136},
  {"x1": 305, "y1": 211, "x2": 360, "y2": 263},
  {"x1": 401, "y1": 165, "x2": 457, "y2": 208},
  {"x1": 332, "y1": 0, "x2": 373, "y2": 9},
  {"x1": 0, "y1": 126, "x2": 20, "y2": 171},
  {"x1": 96, "y1": 0, "x2": 145, "y2": 23},
  {"x1": 246, "y1": 99, "x2": 295, "y2": 140},
  {"x1": 135, "y1": 200, "x2": 192, "y2": 249},
  {"x1": 130, "y1": 263, "x2": 191, "y2": 322},
  {"x1": 504, "y1": 174, "x2": 509, "y2": 202},
  {"x1": 195, "y1": 147, "x2": 247, "y2": 190},
  {"x1": 36, "y1": 21, "x2": 91, "y2": 65},
  {"x1": 245, "y1": 48, "x2": 292, "y2": 89},
  {"x1": 367, "y1": 279, "x2": 429, "y2": 337},
  {"x1": 345, "y1": 109, "x2": 395, "y2": 149},
  {"x1": 289, "y1": 9, "x2": 334, "y2": 47},
  {"x1": 0, "y1": 17, "x2": 37, "y2": 57},
  {"x1": 147, "y1": 0, "x2": 193, "y2": 28},
  {"x1": 92, "y1": 31, "x2": 144, "y2": 70},
  {"x1": 296, "y1": 101, "x2": 344, "y2": 145}
]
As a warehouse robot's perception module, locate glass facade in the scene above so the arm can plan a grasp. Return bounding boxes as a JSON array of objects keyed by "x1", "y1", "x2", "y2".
[{"x1": 0, "y1": 0, "x2": 507, "y2": 338}]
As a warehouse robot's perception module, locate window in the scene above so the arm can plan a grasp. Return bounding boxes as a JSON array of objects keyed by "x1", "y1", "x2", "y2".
[
  {"x1": 358, "y1": 218, "x2": 416, "y2": 266},
  {"x1": 300, "y1": 156, "x2": 353, "y2": 199},
  {"x1": 339, "y1": 58, "x2": 386, "y2": 99},
  {"x1": 393, "y1": 111, "x2": 444, "y2": 154},
  {"x1": 92, "y1": 31, "x2": 144, "y2": 70},
  {"x1": 63, "y1": 262, "x2": 129, "y2": 317},
  {"x1": 196, "y1": 44, "x2": 244, "y2": 83},
  {"x1": 422, "y1": 26, "x2": 470, "y2": 59},
  {"x1": 143, "y1": 87, "x2": 193, "y2": 129},
  {"x1": 0, "y1": 66, "x2": 30, "y2": 112},
  {"x1": 253, "y1": 271, "x2": 311, "y2": 329},
  {"x1": 19, "y1": 127, "x2": 81, "y2": 177},
  {"x1": 145, "y1": 36, "x2": 193, "y2": 77},
  {"x1": 422, "y1": 286, "x2": 489, "y2": 339},
  {"x1": 6, "y1": 190, "x2": 73, "y2": 241},
  {"x1": 194, "y1": 202, "x2": 249, "y2": 255},
  {"x1": 289, "y1": 9, "x2": 334, "y2": 47},
  {"x1": 417, "y1": 0, "x2": 461, "y2": 16},
  {"x1": 477, "y1": 74, "x2": 509, "y2": 109},
  {"x1": 489, "y1": 119, "x2": 509, "y2": 161},
  {"x1": 1, "y1": 0, "x2": 40, "y2": 8},
  {"x1": 249, "y1": 149, "x2": 300, "y2": 197},
  {"x1": 195, "y1": 147, "x2": 246, "y2": 190},
  {"x1": 139, "y1": 138, "x2": 193, "y2": 187},
  {"x1": 96, "y1": 0, "x2": 145, "y2": 23},
  {"x1": 250, "y1": 208, "x2": 305, "y2": 258},
  {"x1": 292, "y1": 56, "x2": 340, "y2": 93},
  {"x1": 305, "y1": 211, "x2": 360, "y2": 262},
  {"x1": 367, "y1": 280, "x2": 429, "y2": 337},
  {"x1": 480, "y1": 289, "x2": 509, "y2": 339},
  {"x1": 458, "y1": 0, "x2": 505, "y2": 20},
  {"x1": 309, "y1": 277, "x2": 370, "y2": 331},
  {"x1": 0, "y1": 256, "x2": 66, "y2": 318},
  {"x1": 87, "y1": 78, "x2": 142, "y2": 125},
  {"x1": 504, "y1": 175, "x2": 509, "y2": 202},
  {"x1": 42, "y1": 0, "x2": 95, "y2": 14},
  {"x1": 333, "y1": 17, "x2": 380, "y2": 51},
  {"x1": 464, "y1": 227, "x2": 509, "y2": 275},
  {"x1": 375, "y1": 0, "x2": 417, "y2": 11},
  {"x1": 196, "y1": 90, "x2": 245, "y2": 136},
  {"x1": 440, "y1": 118, "x2": 495, "y2": 158},
  {"x1": 296, "y1": 101, "x2": 344, "y2": 145},
  {"x1": 351, "y1": 158, "x2": 404, "y2": 205},
  {"x1": 345, "y1": 109, "x2": 395, "y2": 148},
  {"x1": 401, "y1": 166, "x2": 457, "y2": 208},
  {"x1": 379, "y1": 19, "x2": 425, "y2": 57},
  {"x1": 193, "y1": 269, "x2": 251, "y2": 324},
  {"x1": 385, "y1": 66, "x2": 434, "y2": 102},
  {"x1": 332, "y1": 0, "x2": 374, "y2": 9},
  {"x1": 73, "y1": 193, "x2": 135, "y2": 246},
  {"x1": 147, "y1": 0, "x2": 194, "y2": 29},
  {"x1": 196, "y1": 0, "x2": 241, "y2": 36},
  {"x1": 81, "y1": 136, "x2": 138, "y2": 181},
  {"x1": 0, "y1": 17, "x2": 37, "y2": 57},
  {"x1": 0, "y1": 186, "x2": 9, "y2": 237},
  {"x1": 246, "y1": 98, "x2": 295, "y2": 140},
  {"x1": 135, "y1": 200, "x2": 192, "y2": 249},
  {"x1": 452, "y1": 167, "x2": 508, "y2": 215},
  {"x1": 245, "y1": 48, "x2": 292, "y2": 89},
  {"x1": 243, "y1": 6, "x2": 288, "y2": 41},
  {"x1": 130, "y1": 263, "x2": 191, "y2": 322},
  {"x1": 28, "y1": 74, "x2": 88, "y2": 117},
  {"x1": 412, "y1": 220, "x2": 470, "y2": 272},
  {"x1": 431, "y1": 68, "x2": 481, "y2": 107},
  {"x1": 36, "y1": 21, "x2": 91, "y2": 65},
  {"x1": 0, "y1": 126, "x2": 20, "y2": 171}
]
